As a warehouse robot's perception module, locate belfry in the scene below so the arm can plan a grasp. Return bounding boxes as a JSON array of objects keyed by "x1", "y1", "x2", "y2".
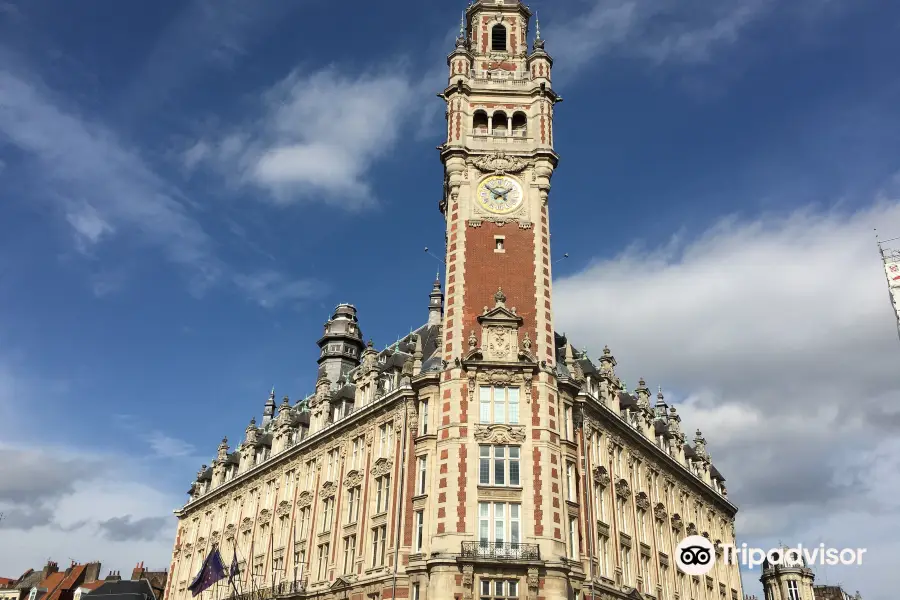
[{"x1": 167, "y1": 3, "x2": 741, "y2": 600}]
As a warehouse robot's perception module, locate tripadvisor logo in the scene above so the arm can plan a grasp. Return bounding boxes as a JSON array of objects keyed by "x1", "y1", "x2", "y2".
[{"x1": 675, "y1": 536, "x2": 716, "y2": 575}]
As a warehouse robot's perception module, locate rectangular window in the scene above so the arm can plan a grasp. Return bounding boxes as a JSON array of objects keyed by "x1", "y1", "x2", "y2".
[
  {"x1": 414, "y1": 510, "x2": 424, "y2": 552},
  {"x1": 278, "y1": 515, "x2": 289, "y2": 546},
  {"x1": 787, "y1": 581, "x2": 800, "y2": 600},
  {"x1": 417, "y1": 456, "x2": 427, "y2": 495},
  {"x1": 297, "y1": 507, "x2": 309, "y2": 539},
  {"x1": 660, "y1": 565, "x2": 669, "y2": 599},
  {"x1": 378, "y1": 422, "x2": 394, "y2": 457},
  {"x1": 477, "y1": 502, "x2": 520, "y2": 545},
  {"x1": 412, "y1": 583, "x2": 420, "y2": 600},
  {"x1": 564, "y1": 405, "x2": 573, "y2": 440},
  {"x1": 316, "y1": 543, "x2": 328, "y2": 581},
  {"x1": 321, "y1": 498, "x2": 333, "y2": 532},
  {"x1": 617, "y1": 497, "x2": 629, "y2": 534},
  {"x1": 347, "y1": 487, "x2": 361, "y2": 523},
  {"x1": 478, "y1": 387, "x2": 520, "y2": 424},
  {"x1": 622, "y1": 547, "x2": 632, "y2": 585},
  {"x1": 305, "y1": 460, "x2": 315, "y2": 489},
  {"x1": 284, "y1": 470, "x2": 295, "y2": 498},
  {"x1": 375, "y1": 475, "x2": 391, "y2": 513},
  {"x1": 478, "y1": 445, "x2": 520, "y2": 487},
  {"x1": 343, "y1": 535, "x2": 356, "y2": 574},
  {"x1": 598, "y1": 534, "x2": 609, "y2": 577},
  {"x1": 566, "y1": 462, "x2": 576, "y2": 502},
  {"x1": 638, "y1": 510, "x2": 647, "y2": 540},
  {"x1": 479, "y1": 579, "x2": 519, "y2": 599},
  {"x1": 420, "y1": 401, "x2": 429, "y2": 435},
  {"x1": 641, "y1": 554, "x2": 651, "y2": 591},
  {"x1": 568, "y1": 517, "x2": 578, "y2": 558},
  {"x1": 372, "y1": 525, "x2": 387, "y2": 567}
]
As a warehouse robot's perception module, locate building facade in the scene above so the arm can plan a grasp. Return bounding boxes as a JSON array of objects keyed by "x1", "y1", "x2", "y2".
[
  {"x1": 757, "y1": 551, "x2": 863, "y2": 600},
  {"x1": 166, "y1": 2, "x2": 741, "y2": 600}
]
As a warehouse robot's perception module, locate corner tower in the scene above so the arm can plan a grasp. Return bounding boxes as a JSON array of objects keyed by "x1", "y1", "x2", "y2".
[{"x1": 440, "y1": 0, "x2": 560, "y2": 365}]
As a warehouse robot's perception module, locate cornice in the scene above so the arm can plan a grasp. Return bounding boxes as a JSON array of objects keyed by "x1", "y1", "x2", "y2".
[
  {"x1": 576, "y1": 392, "x2": 737, "y2": 516},
  {"x1": 174, "y1": 386, "x2": 414, "y2": 517}
]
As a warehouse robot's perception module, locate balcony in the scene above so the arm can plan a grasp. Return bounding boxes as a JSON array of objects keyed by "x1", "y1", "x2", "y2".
[{"x1": 460, "y1": 541, "x2": 541, "y2": 561}]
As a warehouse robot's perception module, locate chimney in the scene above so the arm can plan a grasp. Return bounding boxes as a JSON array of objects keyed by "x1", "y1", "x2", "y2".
[
  {"x1": 84, "y1": 563, "x2": 101, "y2": 584},
  {"x1": 131, "y1": 562, "x2": 145, "y2": 581},
  {"x1": 42, "y1": 561, "x2": 59, "y2": 579},
  {"x1": 105, "y1": 571, "x2": 121, "y2": 582}
]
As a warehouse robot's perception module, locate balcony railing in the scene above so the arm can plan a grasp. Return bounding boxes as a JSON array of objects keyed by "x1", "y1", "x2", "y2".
[{"x1": 460, "y1": 541, "x2": 540, "y2": 561}]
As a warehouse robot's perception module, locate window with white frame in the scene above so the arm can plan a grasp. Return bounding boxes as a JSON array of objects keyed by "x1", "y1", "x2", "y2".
[
  {"x1": 622, "y1": 546, "x2": 632, "y2": 585},
  {"x1": 417, "y1": 456, "x2": 428, "y2": 495},
  {"x1": 420, "y1": 400, "x2": 429, "y2": 435},
  {"x1": 284, "y1": 470, "x2": 295, "y2": 498},
  {"x1": 351, "y1": 436, "x2": 363, "y2": 469},
  {"x1": 637, "y1": 509, "x2": 648, "y2": 540},
  {"x1": 29, "y1": 590, "x2": 37, "y2": 600},
  {"x1": 617, "y1": 496, "x2": 630, "y2": 534},
  {"x1": 568, "y1": 516, "x2": 578, "y2": 557},
  {"x1": 479, "y1": 579, "x2": 519, "y2": 600},
  {"x1": 321, "y1": 497, "x2": 334, "y2": 532},
  {"x1": 477, "y1": 502, "x2": 520, "y2": 545},
  {"x1": 412, "y1": 583, "x2": 421, "y2": 600},
  {"x1": 478, "y1": 445, "x2": 521, "y2": 487},
  {"x1": 566, "y1": 462, "x2": 576, "y2": 501},
  {"x1": 598, "y1": 534, "x2": 610, "y2": 577},
  {"x1": 563, "y1": 405, "x2": 574, "y2": 440},
  {"x1": 375, "y1": 474, "x2": 391, "y2": 513},
  {"x1": 640, "y1": 554, "x2": 652, "y2": 591},
  {"x1": 595, "y1": 484, "x2": 607, "y2": 523},
  {"x1": 305, "y1": 460, "x2": 316, "y2": 489},
  {"x1": 316, "y1": 543, "x2": 329, "y2": 580},
  {"x1": 342, "y1": 535, "x2": 356, "y2": 574},
  {"x1": 787, "y1": 581, "x2": 800, "y2": 600},
  {"x1": 478, "y1": 386, "x2": 520, "y2": 424},
  {"x1": 347, "y1": 486, "x2": 361, "y2": 523},
  {"x1": 326, "y1": 449, "x2": 340, "y2": 481},
  {"x1": 414, "y1": 510, "x2": 425, "y2": 551},
  {"x1": 592, "y1": 433, "x2": 602, "y2": 464},
  {"x1": 278, "y1": 515, "x2": 289, "y2": 546},
  {"x1": 371, "y1": 525, "x2": 387, "y2": 567},
  {"x1": 297, "y1": 506, "x2": 310, "y2": 539},
  {"x1": 378, "y1": 422, "x2": 394, "y2": 457}
]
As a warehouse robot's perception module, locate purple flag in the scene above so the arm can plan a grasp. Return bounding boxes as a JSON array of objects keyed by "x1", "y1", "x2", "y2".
[{"x1": 188, "y1": 547, "x2": 226, "y2": 597}]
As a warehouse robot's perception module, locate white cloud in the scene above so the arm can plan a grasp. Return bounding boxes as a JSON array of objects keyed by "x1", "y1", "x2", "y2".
[
  {"x1": 232, "y1": 270, "x2": 325, "y2": 309},
  {"x1": 555, "y1": 194, "x2": 900, "y2": 600},
  {"x1": 187, "y1": 65, "x2": 426, "y2": 209},
  {"x1": 543, "y1": 0, "x2": 850, "y2": 72}
]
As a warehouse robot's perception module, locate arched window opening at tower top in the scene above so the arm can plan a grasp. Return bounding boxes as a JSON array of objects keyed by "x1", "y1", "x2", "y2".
[
  {"x1": 491, "y1": 24, "x2": 507, "y2": 51},
  {"x1": 473, "y1": 110, "x2": 489, "y2": 135},
  {"x1": 512, "y1": 112, "x2": 527, "y2": 137},
  {"x1": 492, "y1": 111, "x2": 509, "y2": 135}
]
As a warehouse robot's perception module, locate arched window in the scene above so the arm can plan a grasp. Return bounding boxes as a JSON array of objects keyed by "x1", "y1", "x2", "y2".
[
  {"x1": 472, "y1": 110, "x2": 489, "y2": 135},
  {"x1": 491, "y1": 25, "x2": 507, "y2": 51},
  {"x1": 512, "y1": 112, "x2": 527, "y2": 137},
  {"x1": 492, "y1": 111, "x2": 509, "y2": 135}
]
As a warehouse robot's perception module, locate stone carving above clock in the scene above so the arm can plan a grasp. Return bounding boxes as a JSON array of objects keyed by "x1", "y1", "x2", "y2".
[{"x1": 472, "y1": 152, "x2": 530, "y2": 175}]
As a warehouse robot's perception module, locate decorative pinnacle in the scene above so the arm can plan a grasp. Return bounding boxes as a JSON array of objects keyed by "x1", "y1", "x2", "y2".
[
  {"x1": 494, "y1": 287, "x2": 506, "y2": 305},
  {"x1": 535, "y1": 14, "x2": 541, "y2": 41}
]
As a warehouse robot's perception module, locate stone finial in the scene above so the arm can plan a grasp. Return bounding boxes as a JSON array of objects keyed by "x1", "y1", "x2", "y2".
[
  {"x1": 197, "y1": 465, "x2": 207, "y2": 480},
  {"x1": 667, "y1": 406, "x2": 683, "y2": 438},
  {"x1": 521, "y1": 331, "x2": 532, "y2": 352},
  {"x1": 468, "y1": 330, "x2": 478, "y2": 350},
  {"x1": 494, "y1": 287, "x2": 506, "y2": 306},
  {"x1": 367, "y1": 339, "x2": 374, "y2": 349},
  {"x1": 217, "y1": 438, "x2": 229, "y2": 461},
  {"x1": 599, "y1": 344, "x2": 617, "y2": 374},
  {"x1": 694, "y1": 429, "x2": 708, "y2": 460},
  {"x1": 456, "y1": 11, "x2": 467, "y2": 47}
]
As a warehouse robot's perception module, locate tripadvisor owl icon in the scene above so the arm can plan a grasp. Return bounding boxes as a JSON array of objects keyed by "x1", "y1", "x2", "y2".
[{"x1": 675, "y1": 536, "x2": 716, "y2": 575}]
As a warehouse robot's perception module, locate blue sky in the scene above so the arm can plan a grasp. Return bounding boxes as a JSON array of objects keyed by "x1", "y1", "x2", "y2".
[{"x1": 1, "y1": 1, "x2": 899, "y2": 598}]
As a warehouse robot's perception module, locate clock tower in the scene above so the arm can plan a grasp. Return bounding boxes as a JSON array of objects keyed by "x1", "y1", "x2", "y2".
[{"x1": 439, "y1": 0, "x2": 560, "y2": 365}]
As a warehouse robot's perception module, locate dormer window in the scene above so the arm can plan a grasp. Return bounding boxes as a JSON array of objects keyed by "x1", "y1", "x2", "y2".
[
  {"x1": 29, "y1": 589, "x2": 38, "y2": 600},
  {"x1": 491, "y1": 24, "x2": 507, "y2": 51}
]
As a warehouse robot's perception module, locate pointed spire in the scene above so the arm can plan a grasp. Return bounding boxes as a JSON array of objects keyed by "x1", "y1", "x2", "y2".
[
  {"x1": 534, "y1": 13, "x2": 545, "y2": 50},
  {"x1": 262, "y1": 387, "x2": 277, "y2": 425}
]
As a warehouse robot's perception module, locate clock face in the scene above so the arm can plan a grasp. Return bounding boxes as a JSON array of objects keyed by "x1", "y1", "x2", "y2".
[{"x1": 476, "y1": 175, "x2": 524, "y2": 215}]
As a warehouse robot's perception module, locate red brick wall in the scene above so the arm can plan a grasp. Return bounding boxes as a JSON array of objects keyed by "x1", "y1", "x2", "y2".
[{"x1": 460, "y1": 223, "x2": 538, "y2": 346}]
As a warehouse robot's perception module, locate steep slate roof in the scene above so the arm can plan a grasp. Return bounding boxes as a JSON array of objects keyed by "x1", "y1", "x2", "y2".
[
  {"x1": 85, "y1": 580, "x2": 156, "y2": 600},
  {"x1": 15, "y1": 571, "x2": 42, "y2": 591}
]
